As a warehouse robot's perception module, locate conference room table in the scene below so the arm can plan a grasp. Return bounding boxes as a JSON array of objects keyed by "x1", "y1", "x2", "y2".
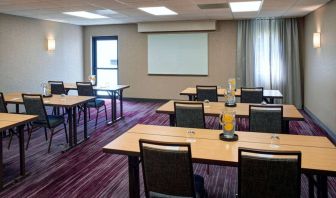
[
  {"x1": 64, "y1": 83, "x2": 130, "y2": 125},
  {"x1": 0, "y1": 113, "x2": 37, "y2": 189},
  {"x1": 3, "y1": 93, "x2": 94, "y2": 151},
  {"x1": 156, "y1": 100, "x2": 304, "y2": 132},
  {"x1": 103, "y1": 124, "x2": 336, "y2": 198},
  {"x1": 180, "y1": 87, "x2": 283, "y2": 103}
]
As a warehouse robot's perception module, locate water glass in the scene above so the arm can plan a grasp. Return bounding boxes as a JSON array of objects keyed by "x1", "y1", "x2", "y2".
[
  {"x1": 186, "y1": 129, "x2": 196, "y2": 143},
  {"x1": 270, "y1": 134, "x2": 280, "y2": 148}
]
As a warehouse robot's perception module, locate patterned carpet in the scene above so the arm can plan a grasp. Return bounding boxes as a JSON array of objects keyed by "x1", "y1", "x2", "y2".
[{"x1": 0, "y1": 100, "x2": 335, "y2": 198}]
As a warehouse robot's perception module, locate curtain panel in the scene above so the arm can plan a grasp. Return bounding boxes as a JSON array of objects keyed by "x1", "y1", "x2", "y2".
[{"x1": 236, "y1": 18, "x2": 302, "y2": 108}]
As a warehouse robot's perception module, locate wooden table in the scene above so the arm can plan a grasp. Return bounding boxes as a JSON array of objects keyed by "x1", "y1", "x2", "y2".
[
  {"x1": 156, "y1": 100, "x2": 304, "y2": 132},
  {"x1": 4, "y1": 93, "x2": 95, "y2": 151},
  {"x1": 180, "y1": 88, "x2": 283, "y2": 103},
  {"x1": 64, "y1": 83, "x2": 130, "y2": 124},
  {"x1": 0, "y1": 113, "x2": 37, "y2": 189},
  {"x1": 103, "y1": 124, "x2": 336, "y2": 198}
]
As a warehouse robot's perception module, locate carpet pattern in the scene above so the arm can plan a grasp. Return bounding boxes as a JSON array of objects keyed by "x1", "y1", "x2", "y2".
[{"x1": 0, "y1": 100, "x2": 335, "y2": 198}]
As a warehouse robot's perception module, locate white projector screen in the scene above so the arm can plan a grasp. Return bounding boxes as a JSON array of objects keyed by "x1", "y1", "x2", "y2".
[{"x1": 148, "y1": 33, "x2": 208, "y2": 75}]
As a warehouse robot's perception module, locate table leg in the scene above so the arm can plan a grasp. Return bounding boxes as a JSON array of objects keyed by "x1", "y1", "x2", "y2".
[
  {"x1": 307, "y1": 174, "x2": 315, "y2": 198},
  {"x1": 84, "y1": 103, "x2": 88, "y2": 139},
  {"x1": 68, "y1": 108, "x2": 73, "y2": 148},
  {"x1": 18, "y1": 125, "x2": 25, "y2": 176},
  {"x1": 73, "y1": 107, "x2": 77, "y2": 145},
  {"x1": 0, "y1": 130, "x2": 3, "y2": 189},
  {"x1": 128, "y1": 156, "x2": 140, "y2": 198},
  {"x1": 169, "y1": 114, "x2": 175, "y2": 126},
  {"x1": 317, "y1": 175, "x2": 328, "y2": 198},
  {"x1": 120, "y1": 90, "x2": 124, "y2": 118},
  {"x1": 188, "y1": 95, "x2": 193, "y2": 101},
  {"x1": 16, "y1": 104, "x2": 20, "y2": 113}
]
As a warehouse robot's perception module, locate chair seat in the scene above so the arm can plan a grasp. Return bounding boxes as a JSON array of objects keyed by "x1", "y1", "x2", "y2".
[
  {"x1": 87, "y1": 99, "x2": 105, "y2": 108},
  {"x1": 33, "y1": 115, "x2": 64, "y2": 128}
]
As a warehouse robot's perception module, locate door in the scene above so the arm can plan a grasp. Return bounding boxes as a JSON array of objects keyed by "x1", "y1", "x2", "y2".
[{"x1": 92, "y1": 36, "x2": 118, "y2": 96}]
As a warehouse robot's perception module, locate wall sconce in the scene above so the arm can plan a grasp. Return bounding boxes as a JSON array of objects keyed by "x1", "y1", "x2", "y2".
[
  {"x1": 47, "y1": 38, "x2": 56, "y2": 51},
  {"x1": 313, "y1": 32, "x2": 321, "y2": 48}
]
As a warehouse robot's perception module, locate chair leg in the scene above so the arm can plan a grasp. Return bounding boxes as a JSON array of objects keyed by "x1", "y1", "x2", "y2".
[
  {"x1": 44, "y1": 127, "x2": 48, "y2": 141},
  {"x1": 104, "y1": 104, "x2": 108, "y2": 121},
  {"x1": 64, "y1": 123, "x2": 68, "y2": 143},
  {"x1": 88, "y1": 108, "x2": 91, "y2": 120},
  {"x1": 26, "y1": 127, "x2": 34, "y2": 150},
  {"x1": 95, "y1": 107, "x2": 100, "y2": 126},
  {"x1": 48, "y1": 129, "x2": 54, "y2": 153},
  {"x1": 7, "y1": 129, "x2": 14, "y2": 149},
  {"x1": 77, "y1": 106, "x2": 82, "y2": 123}
]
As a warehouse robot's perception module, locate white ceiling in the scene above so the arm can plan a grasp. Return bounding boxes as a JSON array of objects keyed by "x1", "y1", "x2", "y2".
[{"x1": 0, "y1": 0, "x2": 330, "y2": 26}]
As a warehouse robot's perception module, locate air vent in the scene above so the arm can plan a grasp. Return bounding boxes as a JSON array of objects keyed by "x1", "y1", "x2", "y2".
[{"x1": 197, "y1": 3, "x2": 229, "y2": 9}]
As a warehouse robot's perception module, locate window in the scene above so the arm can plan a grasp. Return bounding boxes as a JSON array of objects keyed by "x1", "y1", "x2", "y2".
[{"x1": 92, "y1": 36, "x2": 118, "y2": 96}]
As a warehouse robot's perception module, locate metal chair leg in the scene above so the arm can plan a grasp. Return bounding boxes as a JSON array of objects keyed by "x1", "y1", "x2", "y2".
[
  {"x1": 44, "y1": 127, "x2": 48, "y2": 141},
  {"x1": 95, "y1": 107, "x2": 100, "y2": 126},
  {"x1": 26, "y1": 127, "x2": 34, "y2": 150},
  {"x1": 64, "y1": 123, "x2": 68, "y2": 143},
  {"x1": 48, "y1": 129, "x2": 54, "y2": 153},
  {"x1": 7, "y1": 129, "x2": 14, "y2": 149},
  {"x1": 104, "y1": 104, "x2": 108, "y2": 121}
]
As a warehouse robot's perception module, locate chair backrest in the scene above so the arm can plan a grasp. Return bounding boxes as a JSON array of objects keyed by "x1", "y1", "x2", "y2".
[
  {"x1": 196, "y1": 85, "x2": 218, "y2": 102},
  {"x1": 76, "y1": 82, "x2": 94, "y2": 96},
  {"x1": 48, "y1": 81, "x2": 66, "y2": 95},
  {"x1": 174, "y1": 102, "x2": 205, "y2": 129},
  {"x1": 240, "y1": 87, "x2": 264, "y2": 103},
  {"x1": 238, "y1": 147, "x2": 301, "y2": 198},
  {"x1": 22, "y1": 94, "x2": 49, "y2": 126},
  {"x1": 139, "y1": 139, "x2": 196, "y2": 198},
  {"x1": 249, "y1": 105, "x2": 283, "y2": 133},
  {"x1": 0, "y1": 92, "x2": 8, "y2": 113}
]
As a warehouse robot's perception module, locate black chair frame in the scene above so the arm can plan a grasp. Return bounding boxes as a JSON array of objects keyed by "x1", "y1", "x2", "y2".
[
  {"x1": 139, "y1": 139, "x2": 196, "y2": 198},
  {"x1": 238, "y1": 147, "x2": 302, "y2": 198},
  {"x1": 249, "y1": 105, "x2": 284, "y2": 132},
  {"x1": 22, "y1": 94, "x2": 68, "y2": 153},
  {"x1": 174, "y1": 101, "x2": 206, "y2": 129},
  {"x1": 240, "y1": 87, "x2": 264, "y2": 103},
  {"x1": 196, "y1": 85, "x2": 218, "y2": 102}
]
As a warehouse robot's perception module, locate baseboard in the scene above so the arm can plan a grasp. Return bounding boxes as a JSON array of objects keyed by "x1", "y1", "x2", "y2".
[
  {"x1": 123, "y1": 97, "x2": 170, "y2": 103},
  {"x1": 304, "y1": 107, "x2": 336, "y2": 145}
]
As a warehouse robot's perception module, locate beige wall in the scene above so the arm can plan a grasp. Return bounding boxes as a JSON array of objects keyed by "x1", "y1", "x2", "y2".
[
  {"x1": 0, "y1": 14, "x2": 83, "y2": 94},
  {"x1": 304, "y1": 0, "x2": 336, "y2": 134},
  {"x1": 83, "y1": 21, "x2": 237, "y2": 100}
]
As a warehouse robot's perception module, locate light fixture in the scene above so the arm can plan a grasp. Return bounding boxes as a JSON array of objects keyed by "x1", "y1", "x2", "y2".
[
  {"x1": 138, "y1": 6, "x2": 177, "y2": 15},
  {"x1": 313, "y1": 32, "x2": 321, "y2": 48},
  {"x1": 63, "y1": 11, "x2": 108, "y2": 19},
  {"x1": 229, "y1": 1, "x2": 262, "y2": 12},
  {"x1": 47, "y1": 38, "x2": 55, "y2": 51}
]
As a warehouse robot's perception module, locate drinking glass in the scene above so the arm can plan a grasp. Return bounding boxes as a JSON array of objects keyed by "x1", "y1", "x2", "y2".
[
  {"x1": 186, "y1": 129, "x2": 196, "y2": 143},
  {"x1": 270, "y1": 134, "x2": 280, "y2": 148}
]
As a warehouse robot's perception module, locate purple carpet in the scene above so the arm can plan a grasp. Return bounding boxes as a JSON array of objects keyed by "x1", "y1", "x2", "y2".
[{"x1": 0, "y1": 100, "x2": 335, "y2": 197}]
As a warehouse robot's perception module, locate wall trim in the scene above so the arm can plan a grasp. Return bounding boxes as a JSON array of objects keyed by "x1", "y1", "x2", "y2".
[
  {"x1": 123, "y1": 97, "x2": 169, "y2": 103},
  {"x1": 304, "y1": 106, "x2": 336, "y2": 144}
]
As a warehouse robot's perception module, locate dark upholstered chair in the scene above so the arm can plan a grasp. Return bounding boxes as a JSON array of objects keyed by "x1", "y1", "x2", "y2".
[
  {"x1": 238, "y1": 147, "x2": 301, "y2": 198},
  {"x1": 240, "y1": 87, "x2": 264, "y2": 103},
  {"x1": 48, "y1": 81, "x2": 67, "y2": 115},
  {"x1": 174, "y1": 102, "x2": 205, "y2": 129},
  {"x1": 22, "y1": 94, "x2": 68, "y2": 153},
  {"x1": 249, "y1": 105, "x2": 283, "y2": 133},
  {"x1": 139, "y1": 139, "x2": 207, "y2": 198},
  {"x1": 48, "y1": 81, "x2": 66, "y2": 95},
  {"x1": 196, "y1": 85, "x2": 218, "y2": 102},
  {"x1": 0, "y1": 92, "x2": 7, "y2": 113},
  {"x1": 76, "y1": 82, "x2": 107, "y2": 126},
  {"x1": 1, "y1": 92, "x2": 18, "y2": 149}
]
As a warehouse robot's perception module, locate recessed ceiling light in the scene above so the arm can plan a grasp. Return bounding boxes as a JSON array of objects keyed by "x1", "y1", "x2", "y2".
[
  {"x1": 63, "y1": 11, "x2": 108, "y2": 19},
  {"x1": 138, "y1": 6, "x2": 177, "y2": 16},
  {"x1": 229, "y1": 1, "x2": 262, "y2": 12}
]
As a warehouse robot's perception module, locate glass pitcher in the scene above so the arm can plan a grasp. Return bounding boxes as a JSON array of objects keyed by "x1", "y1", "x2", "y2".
[{"x1": 219, "y1": 109, "x2": 236, "y2": 139}]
